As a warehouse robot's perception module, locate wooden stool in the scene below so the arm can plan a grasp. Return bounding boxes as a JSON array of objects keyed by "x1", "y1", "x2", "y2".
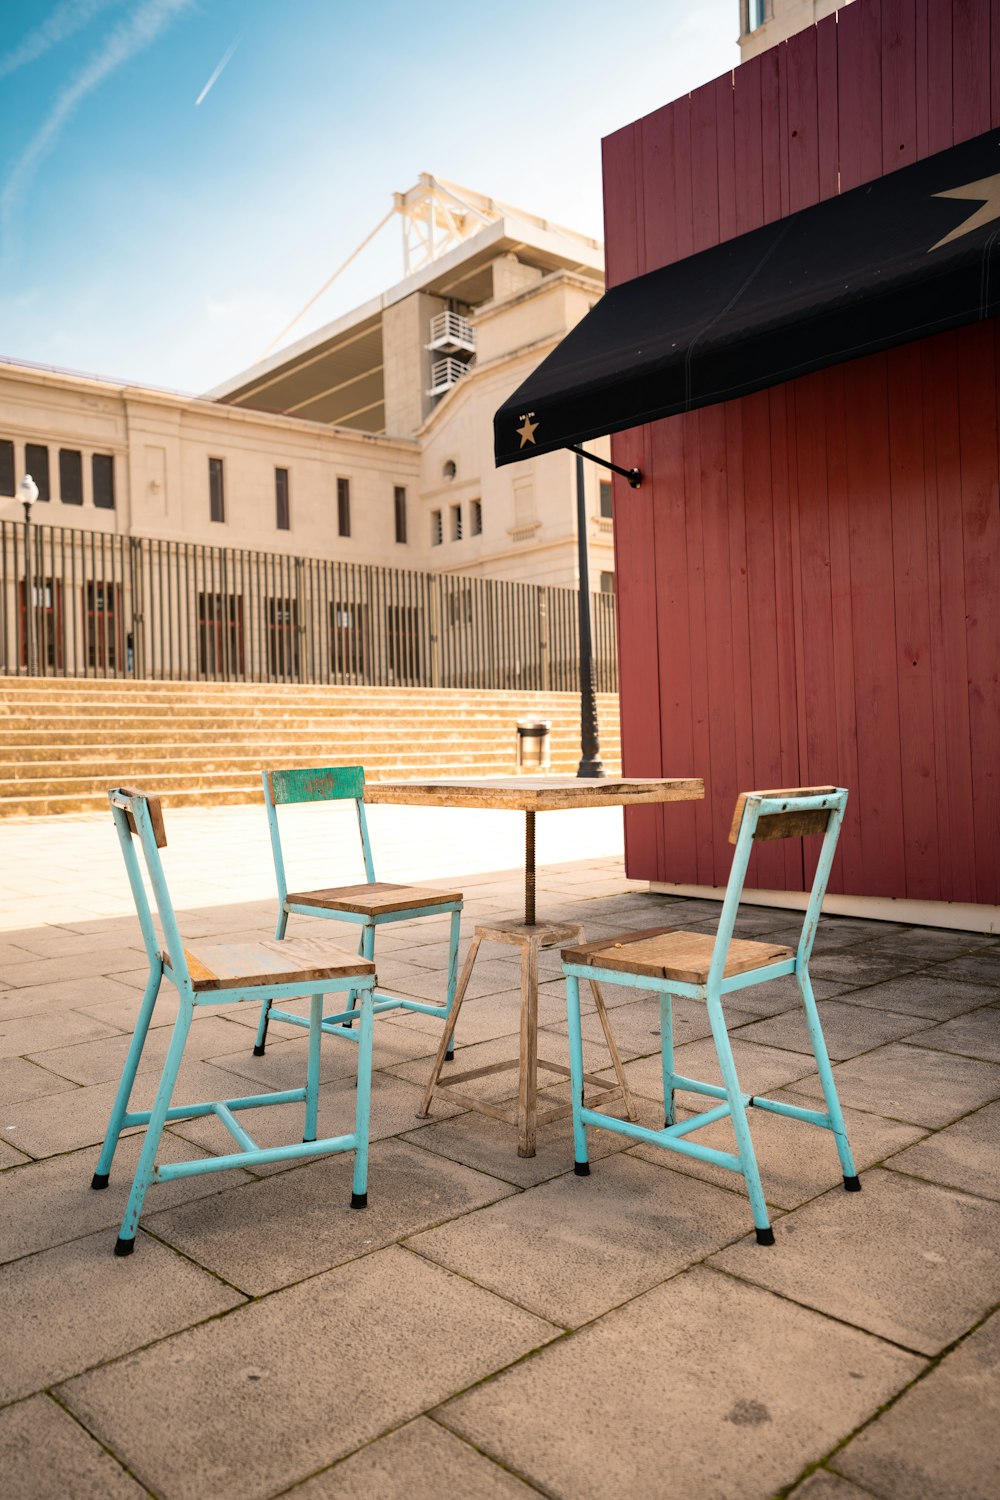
[{"x1": 419, "y1": 918, "x2": 637, "y2": 1157}]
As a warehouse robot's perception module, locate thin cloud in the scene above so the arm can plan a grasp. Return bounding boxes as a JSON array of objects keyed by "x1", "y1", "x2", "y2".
[
  {"x1": 1, "y1": 0, "x2": 196, "y2": 254},
  {"x1": 0, "y1": 0, "x2": 124, "y2": 80},
  {"x1": 195, "y1": 35, "x2": 241, "y2": 107}
]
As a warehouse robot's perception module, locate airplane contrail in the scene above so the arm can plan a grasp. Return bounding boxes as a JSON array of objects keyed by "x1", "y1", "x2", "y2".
[{"x1": 195, "y1": 34, "x2": 240, "y2": 106}]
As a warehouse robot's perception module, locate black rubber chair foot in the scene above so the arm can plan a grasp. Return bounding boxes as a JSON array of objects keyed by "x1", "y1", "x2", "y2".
[
  {"x1": 755, "y1": 1226, "x2": 775, "y2": 1246},
  {"x1": 252, "y1": 1044, "x2": 266, "y2": 1057},
  {"x1": 350, "y1": 1192, "x2": 368, "y2": 1210},
  {"x1": 91, "y1": 1172, "x2": 109, "y2": 1190},
  {"x1": 114, "y1": 1236, "x2": 135, "y2": 1257},
  {"x1": 445, "y1": 1048, "x2": 455, "y2": 1062},
  {"x1": 574, "y1": 1161, "x2": 591, "y2": 1177},
  {"x1": 844, "y1": 1174, "x2": 862, "y2": 1192}
]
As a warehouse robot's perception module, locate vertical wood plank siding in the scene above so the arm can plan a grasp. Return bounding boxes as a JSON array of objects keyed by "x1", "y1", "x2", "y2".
[{"x1": 607, "y1": 0, "x2": 1000, "y2": 905}]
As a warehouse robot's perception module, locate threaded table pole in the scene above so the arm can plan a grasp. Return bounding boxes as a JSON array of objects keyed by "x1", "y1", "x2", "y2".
[{"x1": 525, "y1": 811, "x2": 536, "y2": 926}]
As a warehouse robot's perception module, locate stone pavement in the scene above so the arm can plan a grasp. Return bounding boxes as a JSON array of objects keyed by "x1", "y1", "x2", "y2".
[{"x1": 1, "y1": 805, "x2": 998, "y2": 1499}]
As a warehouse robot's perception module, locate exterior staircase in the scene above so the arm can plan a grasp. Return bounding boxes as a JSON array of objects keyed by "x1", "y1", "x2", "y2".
[{"x1": 0, "y1": 679, "x2": 621, "y2": 817}]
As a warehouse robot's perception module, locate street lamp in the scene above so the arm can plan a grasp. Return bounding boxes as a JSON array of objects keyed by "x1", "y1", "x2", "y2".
[
  {"x1": 574, "y1": 450, "x2": 604, "y2": 778},
  {"x1": 17, "y1": 475, "x2": 39, "y2": 677}
]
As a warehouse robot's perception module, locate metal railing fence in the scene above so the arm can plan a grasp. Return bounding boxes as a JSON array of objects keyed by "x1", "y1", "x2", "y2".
[{"x1": 0, "y1": 520, "x2": 618, "y2": 692}]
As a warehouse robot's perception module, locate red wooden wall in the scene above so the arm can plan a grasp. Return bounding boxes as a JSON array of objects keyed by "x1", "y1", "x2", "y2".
[{"x1": 605, "y1": 0, "x2": 1000, "y2": 907}]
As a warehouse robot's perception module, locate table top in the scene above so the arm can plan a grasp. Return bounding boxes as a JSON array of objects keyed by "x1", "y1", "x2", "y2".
[{"x1": 363, "y1": 775, "x2": 704, "y2": 812}]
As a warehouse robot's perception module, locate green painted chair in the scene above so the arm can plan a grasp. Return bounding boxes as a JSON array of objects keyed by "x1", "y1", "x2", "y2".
[
  {"x1": 93, "y1": 787, "x2": 378, "y2": 1256},
  {"x1": 561, "y1": 786, "x2": 860, "y2": 1245},
  {"x1": 255, "y1": 765, "x2": 463, "y2": 1059}
]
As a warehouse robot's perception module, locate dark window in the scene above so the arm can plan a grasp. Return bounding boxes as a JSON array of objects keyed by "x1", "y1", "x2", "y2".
[
  {"x1": 275, "y1": 467, "x2": 290, "y2": 530},
  {"x1": 431, "y1": 509, "x2": 442, "y2": 546},
  {"x1": 451, "y1": 503, "x2": 462, "y2": 541},
  {"x1": 59, "y1": 449, "x2": 83, "y2": 505},
  {"x1": 85, "y1": 581, "x2": 122, "y2": 669},
  {"x1": 470, "y1": 499, "x2": 482, "y2": 535},
  {"x1": 337, "y1": 476, "x2": 351, "y2": 537},
  {"x1": 0, "y1": 439, "x2": 13, "y2": 496},
  {"x1": 599, "y1": 480, "x2": 613, "y2": 518},
  {"x1": 331, "y1": 601, "x2": 366, "y2": 678},
  {"x1": 19, "y1": 577, "x2": 62, "y2": 668},
  {"x1": 198, "y1": 592, "x2": 245, "y2": 676},
  {"x1": 25, "y1": 444, "x2": 50, "y2": 502},
  {"x1": 209, "y1": 457, "x2": 225, "y2": 522},
  {"x1": 600, "y1": 570, "x2": 616, "y2": 594},
  {"x1": 92, "y1": 453, "x2": 115, "y2": 510},
  {"x1": 394, "y1": 486, "x2": 407, "y2": 544},
  {"x1": 266, "y1": 597, "x2": 299, "y2": 677}
]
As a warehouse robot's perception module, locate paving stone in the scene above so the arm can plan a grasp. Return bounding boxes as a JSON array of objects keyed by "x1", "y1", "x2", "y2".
[
  {"x1": 0, "y1": 1054, "x2": 78, "y2": 1104},
  {"x1": 884, "y1": 1100, "x2": 1000, "y2": 1201},
  {"x1": 864, "y1": 928, "x2": 997, "y2": 963},
  {"x1": 734, "y1": 999, "x2": 936, "y2": 1061},
  {"x1": 26, "y1": 1014, "x2": 252, "y2": 1085},
  {"x1": 629, "y1": 1097, "x2": 926, "y2": 1210},
  {"x1": 0, "y1": 1059, "x2": 260, "y2": 1158},
  {"x1": 0, "y1": 1394, "x2": 147, "y2": 1500},
  {"x1": 902, "y1": 1005, "x2": 1000, "y2": 1064},
  {"x1": 408, "y1": 1153, "x2": 754, "y2": 1327},
  {"x1": 929, "y1": 950, "x2": 1000, "y2": 989},
  {"x1": 400, "y1": 1102, "x2": 638, "y2": 1188},
  {"x1": 3, "y1": 929, "x2": 147, "y2": 960},
  {"x1": 0, "y1": 952, "x2": 150, "y2": 989},
  {"x1": 0, "y1": 1133, "x2": 255, "y2": 1264},
  {"x1": 789, "y1": 1471, "x2": 877, "y2": 1499},
  {"x1": 386, "y1": 1028, "x2": 628, "y2": 1103},
  {"x1": 822, "y1": 973, "x2": 997, "y2": 1021},
  {"x1": 439, "y1": 1265, "x2": 923, "y2": 1500},
  {"x1": 808, "y1": 951, "x2": 927, "y2": 987},
  {"x1": 77, "y1": 986, "x2": 186, "y2": 1031},
  {"x1": 0, "y1": 976, "x2": 140, "y2": 1024},
  {"x1": 58, "y1": 1246, "x2": 557, "y2": 1500},
  {"x1": 0, "y1": 1138, "x2": 29, "y2": 1168},
  {"x1": 390, "y1": 983, "x2": 566, "y2": 1046},
  {"x1": 835, "y1": 1310, "x2": 1000, "y2": 1500},
  {"x1": 611, "y1": 1034, "x2": 819, "y2": 1106},
  {"x1": 0, "y1": 1227, "x2": 244, "y2": 1403},
  {"x1": 0, "y1": 1006, "x2": 125, "y2": 1059},
  {"x1": 207, "y1": 1014, "x2": 441, "y2": 1093},
  {"x1": 791, "y1": 1041, "x2": 1000, "y2": 1127},
  {"x1": 708, "y1": 1168, "x2": 1000, "y2": 1355},
  {"x1": 149, "y1": 1137, "x2": 515, "y2": 1295},
  {"x1": 543, "y1": 991, "x2": 759, "y2": 1059},
  {"x1": 291, "y1": 1416, "x2": 537, "y2": 1498}
]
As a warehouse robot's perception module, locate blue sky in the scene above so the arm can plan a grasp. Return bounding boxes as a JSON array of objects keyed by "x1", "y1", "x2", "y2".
[{"x1": 0, "y1": 0, "x2": 737, "y2": 393}]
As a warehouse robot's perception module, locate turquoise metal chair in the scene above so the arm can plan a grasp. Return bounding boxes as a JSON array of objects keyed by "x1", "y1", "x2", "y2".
[
  {"x1": 93, "y1": 787, "x2": 378, "y2": 1256},
  {"x1": 561, "y1": 786, "x2": 859, "y2": 1245},
  {"x1": 255, "y1": 765, "x2": 463, "y2": 1059}
]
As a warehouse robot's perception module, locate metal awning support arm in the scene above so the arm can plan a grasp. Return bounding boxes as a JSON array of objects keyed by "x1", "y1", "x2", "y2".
[{"x1": 567, "y1": 445, "x2": 642, "y2": 488}]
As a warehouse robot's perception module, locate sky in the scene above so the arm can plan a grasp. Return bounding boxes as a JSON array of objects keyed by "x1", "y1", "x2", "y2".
[{"x1": 0, "y1": 0, "x2": 738, "y2": 395}]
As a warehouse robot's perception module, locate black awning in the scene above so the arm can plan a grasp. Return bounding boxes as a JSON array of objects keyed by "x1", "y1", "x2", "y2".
[{"x1": 494, "y1": 127, "x2": 1000, "y2": 467}]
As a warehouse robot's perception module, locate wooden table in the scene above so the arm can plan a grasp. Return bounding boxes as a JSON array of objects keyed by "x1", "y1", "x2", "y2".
[{"x1": 364, "y1": 776, "x2": 704, "y2": 1155}]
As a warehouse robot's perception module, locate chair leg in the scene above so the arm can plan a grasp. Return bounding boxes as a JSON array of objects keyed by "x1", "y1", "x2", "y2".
[
  {"x1": 566, "y1": 974, "x2": 590, "y2": 1175},
  {"x1": 304, "y1": 993, "x2": 322, "y2": 1143},
  {"x1": 114, "y1": 1001, "x2": 193, "y2": 1255},
  {"x1": 797, "y1": 966, "x2": 860, "y2": 1189},
  {"x1": 705, "y1": 991, "x2": 773, "y2": 1245},
  {"x1": 590, "y1": 979, "x2": 638, "y2": 1122},
  {"x1": 93, "y1": 962, "x2": 163, "y2": 1188},
  {"x1": 660, "y1": 991, "x2": 675, "y2": 1127},
  {"x1": 351, "y1": 987, "x2": 375, "y2": 1208},
  {"x1": 253, "y1": 999, "x2": 272, "y2": 1057},
  {"x1": 418, "y1": 934, "x2": 481, "y2": 1117},
  {"x1": 443, "y1": 907, "x2": 461, "y2": 1061},
  {"x1": 275, "y1": 908, "x2": 288, "y2": 941}
]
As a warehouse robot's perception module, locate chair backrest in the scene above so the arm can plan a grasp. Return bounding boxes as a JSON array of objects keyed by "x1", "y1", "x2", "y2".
[
  {"x1": 709, "y1": 786, "x2": 849, "y2": 987},
  {"x1": 108, "y1": 786, "x2": 189, "y2": 982},
  {"x1": 262, "y1": 765, "x2": 374, "y2": 904}
]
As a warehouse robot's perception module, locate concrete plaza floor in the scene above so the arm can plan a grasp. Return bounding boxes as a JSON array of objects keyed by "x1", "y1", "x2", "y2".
[{"x1": 1, "y1": 802, "x2": 998, "y2": 1499}]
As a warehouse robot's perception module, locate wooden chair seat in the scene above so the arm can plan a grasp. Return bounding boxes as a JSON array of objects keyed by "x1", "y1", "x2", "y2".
[
  {"x1": 164, "y1": 936, "x2": 375, "y2": 992},
  {"x1": 286, "y1": 881, "x2": 462, "y2": 916},
  {"x1": 561, "y1": 927, "x2": 794, "y2": 985}
]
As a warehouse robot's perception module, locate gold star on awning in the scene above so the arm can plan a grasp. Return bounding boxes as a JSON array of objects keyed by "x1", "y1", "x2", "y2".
[
  {"x1": 930, "y1": 171, "x2": 1000, "y2": 250},
  {"x1": 516, "y1": 413, "x2": 538, "y2": 448}
]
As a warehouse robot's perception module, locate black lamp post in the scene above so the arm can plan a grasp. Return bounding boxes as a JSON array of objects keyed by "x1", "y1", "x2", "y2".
[
  {"x1": 574, "y1": 450, "x2": 604, "y2": 778},
  {"x1": 17, "y1": 475, "x2": 38, "y2": 677}
]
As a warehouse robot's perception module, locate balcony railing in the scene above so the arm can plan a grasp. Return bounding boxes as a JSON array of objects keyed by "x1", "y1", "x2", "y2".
[
  {"x1": 427, "y1": 308, "x2": 476, "y2": 354},
  {"x1": 427, "y1": 355, "x2": 472, "y2": 397}
]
